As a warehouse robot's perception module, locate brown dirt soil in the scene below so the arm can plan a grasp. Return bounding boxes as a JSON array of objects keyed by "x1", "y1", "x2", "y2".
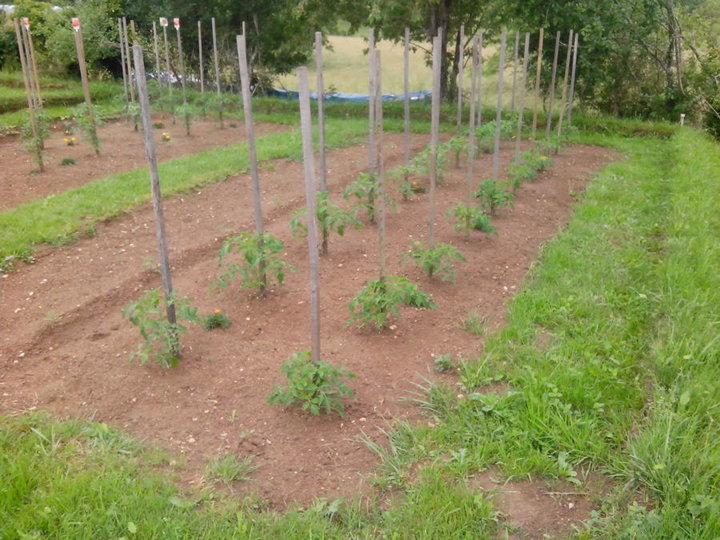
[
  {"x1": 0, "y1": 115, "x2": 287, "y2": 210},
  {"x1": 0, "y1": 133, "x2": 616, "y2": 511}
]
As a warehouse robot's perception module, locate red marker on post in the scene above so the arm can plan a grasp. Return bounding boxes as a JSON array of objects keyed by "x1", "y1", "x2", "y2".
[
  {"x1": 71, "y1": 17, "x2": 80, "y2": 32},
  {"x1": 173, "y1": 17, "x2": 180, "y2": 30},
  {"x1": 159, "y1": 17, "x2": 168, "y2": 27},
  {"x1": 21, "y1": 17, "x2": 30, "y2": 29}
]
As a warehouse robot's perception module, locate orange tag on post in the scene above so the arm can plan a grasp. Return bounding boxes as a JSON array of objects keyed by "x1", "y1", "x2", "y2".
[
  {"x1": 159, "y1": 17, "x2": 168, "y2": 27},
  {"x1": 173, "y1": 17, "x2": 180, "y2": 30},
  {"x1": 71, "y1": 18, "x2": 80, "y2": 31},
  {"x1": 21, "y1": 17, "x2": 30, "y2": 29}
]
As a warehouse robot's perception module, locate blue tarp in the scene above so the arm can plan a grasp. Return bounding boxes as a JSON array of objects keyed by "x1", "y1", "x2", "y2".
[{"x1": 266, "y1": 88, "x2": 431, "y2": 103}]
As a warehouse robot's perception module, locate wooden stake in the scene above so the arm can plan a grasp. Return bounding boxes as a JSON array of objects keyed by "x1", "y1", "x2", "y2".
[
  {"x1": 456, "y1": 23, "x2": 464, "y2": 132},
  {"x1": 130, "y1": 19, "x2": 137, "y2": 44},
  {"x1": 556, "y1": 29, "x2": 574, "y2": 142},
  {"x1": 403, "y1": 27, "x2": 410, "y2": 169},
  {"x1": 13, "y1": 19, "x2": 42, "y2": 171},
  {"x1": 428, "y1": 30, "x2": 442, "y2": 247},
  {"x1": 198, "y1": 21, "x2": 204, "y2": 92},
  {"x1": 175, "y1": 21, "x2": 189, "y2": 134},
  {"x1": 122, "y1": 18, "x2": 134, "y2": 102},
  {"x1": 368, "y1": 28, "x2": 376, "y2": 176},
  {"x1": 531, "y1": 28, "x2": 544, "y2": 141},
  {"x1": 162, "y1": 23, "x2": 171, "y2": 90},
  {"x1": 510, "y1": 30, "x2": 520, "y2": 112},
  {"x1": 376, "y1": 51, "x2": 387, "y2": 280},
  {"x1": 315, "y1": 32, "x2": 327, "y2": 191},
  {"x1": 545, "y1": 30, "x2": 561, "y2": 140},
  {"x1": 152, "y1": 22, "x2": 161, "y2": 79},
  {"x1": 211, "y1": 18, "x2": 220, "y2": 94},
  {"x1": 298, "y1": 66, "x2": 321, "y2": 362},
  {"x1": 466, "y1": 35, "x2": 479, "y2": 203},
  {"x1": 567, "y1": 32, "x2": 579, "y2": 124},
  {"x1": 118, "y1": 19, "x2": 129, "y2": 112},
  {"x1": 237, "y1": 34, "x2": 264, "y2": 237},
  {"x1": 73, "y1": 23, "x2": 99, "y2": 155},
  {"x1": 491, "y1": 28, "x2": 507, "y2": 181},
  {"x1": 16, "y1": 20, "x2": 37, "y2": 111},
  {"x1": 475, "y1": 31, "x2": 484, "y2": 127},
  {"x1": 514, "y1": 33, "x2": 531, "y2": 160},
  {"x1": 23, "y1": 25, "x2": 43, "y2": 108},
  {"x1": 132, "y1": 44, "x2": 177, "y2": 334}
]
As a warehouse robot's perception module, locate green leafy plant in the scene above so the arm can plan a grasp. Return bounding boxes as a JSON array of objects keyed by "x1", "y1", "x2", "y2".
[
  {"x1": 404, "y1": 241, "x2": 467, "y2": 282},
  {"x1": 348, "y1": 276, "x2": 435, "y2": 329},
  {"x1": 60, "y1": 157, "x2": 76, "y2": 166},
  {"x1": 443, "y1": 134, "x2": 468, "y2": 168},
  {"x1": 208, "y1": 93, "x2": 239, "y2": 129},
  {"x1": 269, "y1": 351, "x2": 355, "y2": 417},
  {"x1": 343, "y1": 172, "x2": 379, "y2": 223},
  {"x1": 434, "y1": 354, "x2": 455, "y2": 373},
  {"x1": 205, "y1": 454, "x2": 259, "y2": 486},
  {"x1": 126, "y1": 101, "x2": 141, "y2": 132},
  {"x1": 457, "y1": 310, "x2": 487, "y2": 336},
  {"x1": 175, "y1": 102, "x2": 195, "y2": 136},
  {"x1": 411, "y1": 144, "x2": 449, "y2": 185},
  {"x1": 73, "y1": 103, "x2": 102, "y2": 155},
  {"x1": 152, "y1": 121, "x2": 165, "y2": 129},
  {"x1": 123, "y1": 288, "x2": 200, "y2": 368},
  {"x1": 203, "y1": 309, "x2": 231, "y2": 330},
  {"x1": 446, "y1": 204, "x2": 495, "y2": 239},
  {"x1": 290, "y1": 191, "x2": 363, "y2": 255},
  {"x1": 474, "y1": 179, "x2": 514, "y2": 215},
  {"x1": 521, "y1": 149, "x2": 553, "y2": 172},
  {"x1": 20, "y1": 109, "x2": 51, "y2": 171},
  {"x1": 216, "y1": 232, "x2": 294, "y2": 295},
  {"x1": 507, "y1": 162, "x2": 538, "y2": 191}
]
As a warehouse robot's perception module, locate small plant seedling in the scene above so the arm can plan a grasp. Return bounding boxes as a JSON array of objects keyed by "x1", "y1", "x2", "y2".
[
  {"x1": 443, "y1": 134, "x2": 468, "y2": 168},
  {"x1": 412, "y1": 144, "x2": 449, "y2": 185},
  {"x1": 20, "y1": 109, "x2": 51, "y2": 171},
  {"x1": 126, "y1": 101, "x2": 141, "y2": 132},
  {"x1": 205, "y1": 454, "x2": 259, "y2": 486},
  {"x1": 203, "y1": 309, "x2": 231, "y2": 330},
  {"x1": 446, "y1": 204, "x2": 495, "y2": 239},
  {"x1": 507, "y1": 162, "x2": 538, "y2": 191},
  {"x1": 123, "y1": 288, "x2": 200, "y2": 368},
  {"x1": 290, "y1": 191, "x2": 363, "y2": 255},
  {"x1": 269, "y1": 351, "x2": 356, "y2": 417},
  {"x1": 216, "y1": 232, "x2": 294, "y2": 295},
  {"x1": 152, "y1": 121, "x2": 165, "y2": 129},
  {"x1": 60, "y1": 157, "x2": 76, "y2": 166},
  {"x1": 348, "y1": 276, "x2": 435, "y2": 329},
  {"x1": 343, "y1": 172, "x2": 379, "y2": 223},
  {"x1": 73, "y1": 103, "x2": 102, "y2": 155},
  {"x1": 404, "y1": 241, "x2": 467, "y2": 282},
  {"x1": 175, "y1": 102, "x2": 195, "y2": 136},
  {"x1": 474, "y1": 179, "x2": 514, "y2": 215},
  {"x1": 457, "y1": 310, "x2": 487, "y2": 336},
  {"x1": 434, "y1": 354, "x2": 455, "y2": 373}
]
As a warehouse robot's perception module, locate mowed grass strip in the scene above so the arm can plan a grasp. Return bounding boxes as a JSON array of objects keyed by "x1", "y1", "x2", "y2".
[{"x1": 0, "y1": 117, "x2": 372, "y2": 268}]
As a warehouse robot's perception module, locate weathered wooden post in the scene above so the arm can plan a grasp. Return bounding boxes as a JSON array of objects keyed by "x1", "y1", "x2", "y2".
[
  {"x1": 72, "y1": 17, "x2": 99, "y2": 155},
  {"x1": 132, "y1": 44, "x2": 178, "y2": 345},
  {"x1": 567, "y1": 32, "x2": 579, "y2": 124},
  {"x1": 403, "y1": 27, "x2": 411, "y2": 171},
  {"x1": 475, "y1": 31, "x2": 484, "y2": 126},
  {"x1": 212, "y1": 17, "x2": 220, "y2": 94},
  {"x1": 510, "y1": 30, "x2": 520, "y2": 112},
  {"x1": 298, "y1": 66, "x2": 322, "y2": 362},
  {"x1": 122, "y1": 17, "x2": 134, "y2": 102},
  {"x1": 531, "y1": 28, "x2": 544, "y2": 141},
  {"x1": 152, "y1": 21, "x2": 161, "y2": 78},
  {"x1": 13, "y1": 18, "x2": 42, "y2": 170},
  {"x1": 514, "y1": 33, "x2": 531, "y2": 160},
  {"x1": 315, "y1": 31, "x2": 327, "y2": 191},
  {"x1": 198, "y1": 21, "x2": 204, "y2": 92},
  {"x1": 174, "y1": 17, "x2": 190, "y2": 135},
  {"x1": 545, "y1": 30, "x2": 561, "y2": 140},
  {"x1": 375, "y1": 51, "x2": 387, "y2": 280},
  {"x1": 428, "y1": 30, "x2": 442, "y2": 247},
  {"x1": 466, "y1": 35, "x2": 480, "y2": 203},
  {"x1": 555, "y1": 30, "x2": 574, "y2": 143},
  {"x1": 368, "y1": 28, "x2": 376, "y2": 177},
  {"x1": 491, "y1": 28, "x2": 507, "y2": 181},
  {"x1": 21, "y1": 18, "x2": 42, "y2": 109},
  {"x1": 456, "y1": 23, "x2": 465, "y2": 132}
]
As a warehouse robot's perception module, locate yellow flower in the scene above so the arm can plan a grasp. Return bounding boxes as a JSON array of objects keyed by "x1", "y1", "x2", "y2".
[
  {"x1": 71, "y1": 137, "x2": 76, "y2": 142},
  {"x1": 213, "y1": 309, "x2": 222, "y2": 315}
]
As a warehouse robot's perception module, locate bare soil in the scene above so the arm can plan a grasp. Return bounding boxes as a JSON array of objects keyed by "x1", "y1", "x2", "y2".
[
  {"x1": 0, "y1": 115, "x2": 287, "y2": 210},
  {"x1": 0, "y1": 132, "x2": 616, "y2": 514}
]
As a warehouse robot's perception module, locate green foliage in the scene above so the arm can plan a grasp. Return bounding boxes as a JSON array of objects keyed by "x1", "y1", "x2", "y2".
[
  {"x1": 59, "y1": 157, "x2": 76, "y2": 166},
  {"x1": 205, "y1": 454, "x2": 259, "y2": 486},
  {"x1": 20, "y1": 109, "x2": 50, "y2": 171},
  {"x1": 175, "y1": 102, "x2": 195, "y2": 136},
  {"x1": 475, "y1": 119, "x2": 516, "y2": 141},
  {"x1": 507, "y1": 162, "x2": 538, "y2": 191},
  {"x1": 268, "y1": 351, "x2": 355, "y2": 417},
  {"x1": 207, "y1": 93, "x2": 240, "y2": 129},
  {"x1": 123, "y1": 288, "x2": 200, "y2": 368},
  {"x1": 442, "y1": 134, "x2": 467, "y2": 168},
  {"x1": 73, "y1": 103, "x2": 102, "y2": 155},
  {"x1": 203, "y1": 310, "x2": 231, "y2": 330},
  {"x1": 290, "y1": 190, "x2": 362, "y2": 255},
  {"x1": 474, "y1": 179, "x2": 514, "y2": 215},
  {"x1": 216, "y1": 232, "x2": 294, "y2": 294},
  {"x1": 343, "y1": 172, "x2": 379, "y2": 222},
  {"x1": 404, "y1": 241, "x2": 467, "y2": 282},
  {"x1": 411, "y1": 144, "x2": 449, "y2": 184},
  {"x1": 348, "y1": 276, "x2": 435, "y2": 329},
  {"x1": 434, "y1": 354, "x2": 455, "y2": 373},
  {"x1": 457, "y1": 310, "x2": 487, "y2": 337},
  {"x1": 446, "y1": 203, "x2": 495, "y2": 238}
]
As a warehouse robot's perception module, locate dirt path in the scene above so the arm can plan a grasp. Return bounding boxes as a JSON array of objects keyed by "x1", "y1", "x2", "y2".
[
  {"x1": 0, "y1": 115, "x2": 287, "y2": 211},
  {"x1": 0, "y1": 134, "x2": 616, "y2": 513}
]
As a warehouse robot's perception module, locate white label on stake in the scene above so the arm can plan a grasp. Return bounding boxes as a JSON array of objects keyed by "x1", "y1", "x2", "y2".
[
  {"x1": 173, "y1": 17, "x2": 180, "y2": 30},
  {"x1": 21, "y1": 17, "x2": 30, "y2": 29},
  {"x1": 159, "y1": 17, "x2": 168, "y2": 27},
  {"x1": 71, "y1": 17, "x2": 80, "y2": 31}
]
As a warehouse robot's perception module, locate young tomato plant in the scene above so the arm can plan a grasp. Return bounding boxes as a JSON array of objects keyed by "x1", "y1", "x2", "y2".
[
  {"x1": 348, "y1": 276, "x2": 435, "y2": 329},
  {"x1": 474, "y1": 179, "x2": 514, "y2": 215},
  {"x1": 446, "y1": 204, "x2": 496, "y2": 239},
  {"x1": 404, "y1": 241, "x2": 467, "y2": 282},
  {"x1": 343, "y1": 172, "x2": 378, "y2": 223},
  {"x1": 290, "y1": 191, "x2": 363, "y2": 255},
  {"x1": 269, "y1": 351, "x2": 356, "y2": 417},
  {"x1": 507, "y1": 162, "x2": 538, "y2": 191},
  {"x1": 216, "y1": 232, "x2": 294, "y2": 295},
  {"x1": 123, "y1": 288, "x2": 200, "y2": 368},
  {"x1": 443, "y1": 134, "x2": 468, "y2": 168},
  {"x1": 412, "y1": 145, "x2": 449, "y2": 185},
  {"x1": 73, "y1": 103, "x2": 102, "y2": 155}
]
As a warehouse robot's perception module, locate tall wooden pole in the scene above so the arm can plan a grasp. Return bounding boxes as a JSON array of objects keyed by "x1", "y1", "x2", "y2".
[
  {"x1": 475, "y1": 31, "x2": 484, "y2": 127},
  {"x1": 16, "y1": 20, "x2": 37, "y2": 111},
  {"x1": 122, "y1": 18, "x2": 134, "y2": 102},
  {"x1": 510, "y1": 30, "x2": 520, "y2": 112},
  {"x1": 132, "y1": 45, "x2": 178, "y2": 336},
  {"x1": 368, "y1": 28, "x2": 376, "y2": 176},
  {"x1": 211, "y1": 18, "x2": 220, "y2": 94},
  {"x1": 428, "y1": 30, "x2": 442, "y2": 248},
  {"x1": 298, "y1": 66, "x2": 321, "y2": 363},
  {"x1": 152, "y1": 22, "x2": 161, "y2": 78},
  {"x1": 466, "y1": 36, "x2": 479, "y2": 203},
  {"x1": 72, "y1": 20, "x2": 99, "y2": 155},
  {"x1": 315, "y1": 32, "x2": 327, "y2": 191},
  {"x1": 456, "y1": 23, "x2": 464, "y2": 132},
  {"x1": 118, "y1": 19, "x2": 129, "y2": 110},
  {"x1": 13, "y1": 19, "x2": 42, "y2": 171},
  {"x1": 531, "y1": 28, "x2": 544, "y2": 141},
  {"x1": 567, "y1": 32, "x2": 579, "y2": 124},
  {"x1": 514, "y1": 33, "x2": 531, "y2": 160},
  {"x1": 556, "y1": 29, "x2": 574, "y2": 142},
  {"x1": 545, "y1": 30, "x2": 561, "y2": 140},
  {"x1": 162, "y1": 22, "x2": 171, "y2": 89},
  {"x1": 175, "y1": 19, "x2": 189, "y2": 134},
  {"x1": 375, "y1": 51, "x2": 387, "y2": 280},
  {"x1": 198, "y1": 21, "x2": 204, "y2": 92},
  {"x1": 23, "y1": 24, "x2": 43, "y2": 108},
  {"x1": 403, "y1": 27, "x2": 411, "y2": 170},
  {"x1": 491, "y1": 28, "x2": 507, "y2": 181}
]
